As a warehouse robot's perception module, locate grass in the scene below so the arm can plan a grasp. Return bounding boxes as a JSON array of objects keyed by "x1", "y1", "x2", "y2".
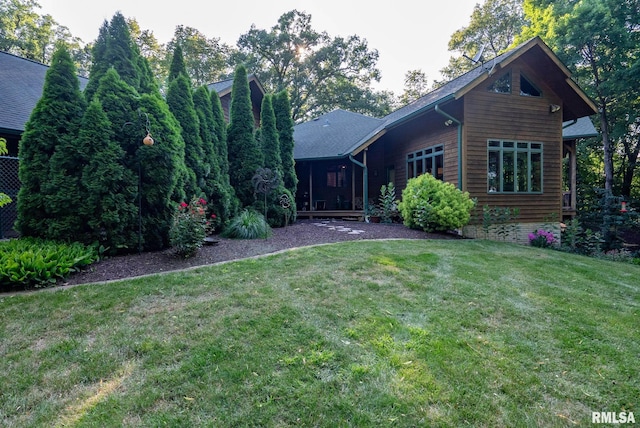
[{"x1": 0, "y1": 239, "x2": 638, "y2": 427}]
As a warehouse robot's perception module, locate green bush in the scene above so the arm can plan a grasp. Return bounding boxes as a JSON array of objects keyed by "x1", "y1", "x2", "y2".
[
  {"x1": 398, "y1": 174, "x2": 475, "y2": 232},
  {"x1": 0, "y1": 238, "x2": 99, "y2": 290},
  {"x1": 222, "y1": 209, "x2": 272, "y2": 240},
  {"x1": 169, "y1": 197, "x2": 215, "y2": 258}
]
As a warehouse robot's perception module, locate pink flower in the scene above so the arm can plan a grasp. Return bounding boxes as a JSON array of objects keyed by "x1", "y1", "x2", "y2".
[
  {"x1": 180, "y1": 202, "x2": 188, "y2": 208},
  {"x1": 211, "y1": 214, "x2": 217, "y2": 219}
]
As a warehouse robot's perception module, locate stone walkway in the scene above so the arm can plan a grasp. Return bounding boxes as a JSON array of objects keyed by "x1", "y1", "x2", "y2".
[{"x1": 312, "y1": 220, "x2": 366, "y2": 235}]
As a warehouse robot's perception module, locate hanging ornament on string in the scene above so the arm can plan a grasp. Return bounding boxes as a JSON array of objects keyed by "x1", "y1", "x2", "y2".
[{"x1": 142, "y1": 112, "x2": 154, "y2": 146}]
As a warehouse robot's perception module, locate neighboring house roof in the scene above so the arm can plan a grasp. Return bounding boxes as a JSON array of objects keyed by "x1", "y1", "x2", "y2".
[
  {"x1": 294, "y1": 37, "x2": 599, "y2": 161},
  {"x1": 0, "y1": 51, "x2": 88, "y2": 134},
  {"x1": 207, "y1": 74, "x2": 265, "y2": 97}
]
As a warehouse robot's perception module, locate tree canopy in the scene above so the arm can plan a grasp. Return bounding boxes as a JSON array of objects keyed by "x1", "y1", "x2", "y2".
[
  {"x1": 518, "y1": 0, "x2": 640, "y2": 196},
  {"x1": 235, "y1": 10, "x2": 392, "y2": 121}
]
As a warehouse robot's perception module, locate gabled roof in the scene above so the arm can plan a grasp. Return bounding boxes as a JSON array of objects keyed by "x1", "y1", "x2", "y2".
[
  {"x1": 0, "y1": 51, "x2": 88, "y2": 134},
  {"x1": 293, "y1": 109, "x2": 385, "y2": 160},
  {"x1": 294, "y1": 37, "x2": 599, "y2": 160},
  {"x1": 207, "y1": 74, "x2": 265, "y2": 97}
]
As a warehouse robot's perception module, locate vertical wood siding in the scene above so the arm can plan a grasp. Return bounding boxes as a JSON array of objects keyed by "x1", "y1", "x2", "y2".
[{"x1": 463, "y1": 62, "x2": 564, "y2": 223}]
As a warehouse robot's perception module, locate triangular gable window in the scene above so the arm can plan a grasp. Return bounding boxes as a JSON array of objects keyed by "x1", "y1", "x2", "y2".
[
  {"x1": 520, "y1": 74, "x2": 542, "y2": 97},
  {"x1": 487, "y1": 72, "x2": 511, "y2": 94}
]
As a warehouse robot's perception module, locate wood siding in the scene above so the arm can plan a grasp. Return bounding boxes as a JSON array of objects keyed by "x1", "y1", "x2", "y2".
[
  {"x1": 463, "y1": 61, "x2": 564, "y2": 223},
  {"x1": 383, "y1": 110, "x2": 460, "y2": 194}
]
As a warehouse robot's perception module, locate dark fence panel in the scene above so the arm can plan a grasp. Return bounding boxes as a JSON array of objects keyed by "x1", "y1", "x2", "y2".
[{"x1": 0, "y1": 156, "x2": 20, "y2": 239}]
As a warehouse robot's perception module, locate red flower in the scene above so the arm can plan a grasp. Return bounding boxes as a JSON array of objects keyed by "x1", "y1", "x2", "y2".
[
  {"x1": 180, "y1": 202, "x2": 188, "y2": 208},
  {"x1": 211, "y1": 214, "x2": 217, "y2": 219},
  {"x1": 199, "y1": 198, "x2": 207, "y2": 205}
]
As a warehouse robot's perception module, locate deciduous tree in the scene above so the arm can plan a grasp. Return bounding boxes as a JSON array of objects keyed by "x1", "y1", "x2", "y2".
[
  {"x1": 518, "y1": 0, "x2": 640, "y2": 195},
  {"x1": 235, "y1": 10, "x2": 390, "y2": 121}
]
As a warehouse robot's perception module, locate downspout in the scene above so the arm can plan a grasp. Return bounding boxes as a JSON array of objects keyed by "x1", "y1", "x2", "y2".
[
  {"x1": 349, "y1": 154, "x2": 368, "y2": 216},
  {"x1": 435, "y1": 104, "x2": 463, "y2": 190}
]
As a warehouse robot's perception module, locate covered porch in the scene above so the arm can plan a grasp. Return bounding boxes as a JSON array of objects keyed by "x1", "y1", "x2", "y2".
[{"x1": 295, "y1": 144, "x2": 391, "y2": 220}]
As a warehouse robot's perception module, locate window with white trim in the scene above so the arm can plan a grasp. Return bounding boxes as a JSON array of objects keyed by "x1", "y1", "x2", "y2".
[
  {"x1": 487, "y1": 140, "x2": 542, "y2": 193},
  {"x1": 407, "y1": 145, "x2": 444, "y2": 180}
]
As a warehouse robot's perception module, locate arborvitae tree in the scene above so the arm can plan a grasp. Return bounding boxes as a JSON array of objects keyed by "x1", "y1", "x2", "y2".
[
  {"x1": 260, "y1": 94, "x2": 282, "y2": 174},
  {"x1": 93, "y1": 68, "x2": 186, "y2": 252},
  {"x1": 193, "y1": 85, "x2": 229, "y2": 224},
  {"x1": 137, "y1": 92, "x2": 188, "y2": 250},
  {"x1": 83, "y1": 23, "x2": 108, "y2": 101},
  {"x1": 210, "y1": 86, "x2": 240, "y2": 219},
  {"x1": 166, "y1": 46, "x2": 204, "y2": 198},
  {"x1": 210, "y1": 88, "x2": 230, "y2": 179},
  {"x1": 168, "y1": 44, "x2": 187, "y2": 82},
  {"x1": 80, "y1": 99, "x2": 138, "y2": 251},
  {"x1": 273, "y1": 89, "x2": 298, "y2": 196},
  {"x1": 101, "y1": 13, "x2": 141, "y2": 91},
  {"x1": 93, "y1": 68, "x2": 142, "y2": 167},
  {"x1": 85, "y1": 12, "x2": 154, "y2": 101},
  {"x1": 227, "y1": 64, "x2": 263, "y2": 206},
  {"x1": 17, "y1": 46, "x2": 86, "y2": 238}
]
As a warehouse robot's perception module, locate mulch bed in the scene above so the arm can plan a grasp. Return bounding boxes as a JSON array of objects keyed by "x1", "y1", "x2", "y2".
[{"x1": 62, "y1": 219, "x2": 460, "y2": 286}]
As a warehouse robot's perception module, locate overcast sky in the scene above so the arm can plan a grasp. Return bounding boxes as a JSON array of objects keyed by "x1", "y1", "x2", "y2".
[{"x1": 37, "y1": 0, "x2": 480, "y2": 94}]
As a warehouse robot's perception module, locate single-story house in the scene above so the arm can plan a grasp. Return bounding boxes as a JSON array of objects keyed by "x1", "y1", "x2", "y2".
[{"x1": 293, "y1": 36, "x2": 599, "y2": 241}]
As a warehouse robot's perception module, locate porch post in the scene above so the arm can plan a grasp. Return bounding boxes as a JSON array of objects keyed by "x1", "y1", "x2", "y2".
[{"x1": 309, "y1": 162, "x2": 313, "y2": 211}]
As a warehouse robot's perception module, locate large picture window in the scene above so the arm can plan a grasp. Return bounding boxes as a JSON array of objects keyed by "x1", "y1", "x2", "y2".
[
  {"x1": 407, "y1": 145, "x2": 444, "y2": 180},
  {"x1": 487, "y1": 140, "x2": 542, "y2": 193}
]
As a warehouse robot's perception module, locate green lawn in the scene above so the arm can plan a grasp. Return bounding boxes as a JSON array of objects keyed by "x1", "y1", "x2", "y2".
[{"x1": 1, "y1": 239, "x2": 638, "y2": 427}]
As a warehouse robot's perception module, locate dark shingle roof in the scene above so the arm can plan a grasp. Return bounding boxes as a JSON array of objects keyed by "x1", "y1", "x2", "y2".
[
  {"x1": 293, "y1": 109, "x2": 385, "y2": 160},
  {"x1": 294, "y1": 37, "x2": 598, "y2": 160},
  {"x1": 207, "y1": 77, "x2": 234, "y2": 95},
  {"x1": 0, "y1": 51, "x2": 88, "y2": 133},
  {"x1": 563, "y1": 117, "x2": 598, "y2": 139}
]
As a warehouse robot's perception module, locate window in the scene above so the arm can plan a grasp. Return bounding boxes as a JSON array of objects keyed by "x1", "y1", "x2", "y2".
[
  {"x1": 487, "y1": 140, "x2": 542, "y2": 193},
  {"x1": 520, "y1": 74, "x2": 541, "y2": 97},
  {"x1": 487, "y1": 72, "x2": 511, "y2": 94},
  {"x1": 327, "y1": 165, "x2": 346, "y2": 188},
  {"x1": 407, "y1": 145, "x2": 444, "y2": 180}
]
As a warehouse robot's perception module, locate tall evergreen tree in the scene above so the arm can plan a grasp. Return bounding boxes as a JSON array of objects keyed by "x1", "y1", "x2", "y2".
[
  {"x1": 260, "y1": 94, "x2": 282, "y2": 174},
  {"x1": 85, "y1": 12, "x2": 158, "y2": 101},
  {"x1": 168, "y1": 44, "x2": 187, "y2": 82},
  {"x1": 193, "y1": 85, "x2": 230, "y2": 223},
  {"x1": 210, "y1": 86, "x2": 240, "y2": 218},
  {"x1": 211, "y1": 89, "x2": 230, "y2": 179},
  {"x1": 137, "y1": 92, "x2": 188, "y2": 250},
  {"x1": 83, "y1": 22, "x2": 108, "y2": 101},
  {"x1": 166, "y1": 46, "x2": 205, "y2": 198},
  {"x1": 273, "y1": 89, "x2": 298, "y2": 195},
  {"x1": 93, "y1": 68, "x2": 186, "y2": 252},
  {"x1": 227, "y1": 64, "x2": 263, "y2": 206},
  {"x1": 17, "y1": 46, "x2": 86, "y2": 238},
  {"x1": 79, "y1": 99, "x2": 138, "y2": 251}
]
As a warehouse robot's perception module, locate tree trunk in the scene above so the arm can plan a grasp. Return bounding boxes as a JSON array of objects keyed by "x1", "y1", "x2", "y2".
[{"x1": 599, "y1": 108, "x2": 614, "y2": 192}]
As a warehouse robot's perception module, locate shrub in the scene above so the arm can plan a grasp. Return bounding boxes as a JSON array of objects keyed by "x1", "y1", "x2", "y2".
[
  {"x1": 398, "y1": 174, "x2": 475, "y2": 232},
  {"x1": 169, "y1": 197, "x2": 216, "y2": 258},
  {"x1": 528, "y1": 229, "x2": 556, "y2": 248},
  {"x1": 222, "y1": 209, "x2": 271, "y2": 239},
  {"x1": 0, "y1": 238, "x2": 99, "y2": 290},
  {"x1": 377, "y1": 182, "x2": 399, "y2": 224}
]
